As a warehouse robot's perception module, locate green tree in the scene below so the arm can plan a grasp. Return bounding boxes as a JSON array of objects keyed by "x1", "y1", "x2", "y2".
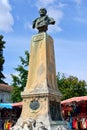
[
  {"x1": 11, "y1": 51, "x2": 29, "y2": 102},
  {"x1": 57, "y1": 72, "x2": 87, "y2": 100},
  {"x1": 11, "y1": 51, "x2": 87, "y2": 102},
  {"x1": 0, "y1": 35, "x2": 6, "y2": 83}
]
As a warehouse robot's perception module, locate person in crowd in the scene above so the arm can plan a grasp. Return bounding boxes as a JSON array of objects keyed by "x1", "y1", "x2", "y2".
[
  {"x1": 4, "y1": 120, "x2": 12, "y2": 130},
  {"x1": 86, "y1": 118, "x2": 87, "y2": 128},
  {"x1": 0, "y1": 117, "x2": 3, "y2": 130},
  {"x1": 72, "y1": 118, "x2": 78, "y2": 130},
  {"x1": 81, "y1": 118, "x2": 86, "y2": 129}
]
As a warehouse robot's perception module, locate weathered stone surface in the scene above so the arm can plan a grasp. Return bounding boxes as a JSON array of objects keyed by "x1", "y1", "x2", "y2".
[
  {"x1": 22, "y1": 33, "x2": 61, "y2": 96},
  {"x1": 12, "y1": 33, "x2": 70, "y2": 130}
]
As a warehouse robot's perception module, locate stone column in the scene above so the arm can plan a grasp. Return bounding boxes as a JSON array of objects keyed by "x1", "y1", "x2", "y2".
[{"x1": 11, "y1": 33, "x2": 71, "y2": 130}]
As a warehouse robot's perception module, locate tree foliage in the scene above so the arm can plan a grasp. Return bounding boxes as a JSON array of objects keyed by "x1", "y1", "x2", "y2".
[
  {"x1": 11, "y1": 51, "x2": 29, "y2": 102},
  {"x1": 57, "y1": 72, "x2": 87, "y2": 100},
  {"x1": 11, "y1": 51, "x2": 87, "y2": 102},
  {"x1": 0, "y1": 35, "x2": 6, "y2": 83}
]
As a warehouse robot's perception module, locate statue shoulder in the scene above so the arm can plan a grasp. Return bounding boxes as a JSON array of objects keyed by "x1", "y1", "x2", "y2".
[
  {"x1": 32, "y1": 17, "x2": 38, "y2": 28},
  {"x1": 48, "y1": 17, "x2": 55, "y2": 24}
]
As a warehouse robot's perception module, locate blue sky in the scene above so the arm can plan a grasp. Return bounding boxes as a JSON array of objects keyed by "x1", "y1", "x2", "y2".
[{"x1": 0, "y1": 0, "x2": 87, "y2": 84}]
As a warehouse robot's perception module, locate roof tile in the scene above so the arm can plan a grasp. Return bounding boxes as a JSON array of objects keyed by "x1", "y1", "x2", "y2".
[{"x1": 0, "y1": 84, "x2": 12, "y2": 92}]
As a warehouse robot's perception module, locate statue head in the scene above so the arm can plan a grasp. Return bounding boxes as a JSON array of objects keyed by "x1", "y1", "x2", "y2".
[{"x1": 39, "y1": 8, "x2": 47, "y2": 17}]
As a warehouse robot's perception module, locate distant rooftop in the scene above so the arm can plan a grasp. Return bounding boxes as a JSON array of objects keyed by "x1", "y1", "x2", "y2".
[{"x1": 0, "y1": 83, "x2": 12, "y2": 92}]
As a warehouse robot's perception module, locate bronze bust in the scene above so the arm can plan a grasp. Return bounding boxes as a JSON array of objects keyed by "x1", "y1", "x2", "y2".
[{"x1": 32, "y1": 8, "x2": 55, "y2": 33}]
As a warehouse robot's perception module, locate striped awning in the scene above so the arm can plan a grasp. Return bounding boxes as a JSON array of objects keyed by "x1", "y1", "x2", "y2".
[{"x1": 0, "y1": 103, "x2": 12, "y2": 109}]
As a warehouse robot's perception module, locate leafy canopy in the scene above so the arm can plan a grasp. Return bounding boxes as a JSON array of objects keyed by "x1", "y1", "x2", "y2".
[
  {"x1": 11, "y1": 51, "x2": 29, "y2": 102},
  {"x1": 11, "y1": 51, "x2": 87, "y2": 102},
  {"x1": 0, "y1": 35, "x2": 6, "y2": 84},
  {"x1": 57, "y1": 72, "x2": 87, "y2": 100}
]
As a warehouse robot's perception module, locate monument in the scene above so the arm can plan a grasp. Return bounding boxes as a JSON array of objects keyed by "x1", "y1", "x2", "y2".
[{"x1": 11, "y1": 8, "x2": 70, "y2": 130}]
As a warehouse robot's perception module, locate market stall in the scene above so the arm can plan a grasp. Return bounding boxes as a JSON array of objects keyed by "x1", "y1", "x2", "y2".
[
  {"x1": 61, "y1": 96, "x2": 87, "y2": 129},
  {"x1": 0, "y1": 102, "x2": 22, "y2": 129}
]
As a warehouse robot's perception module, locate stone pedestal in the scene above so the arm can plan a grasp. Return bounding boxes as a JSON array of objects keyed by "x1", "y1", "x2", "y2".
[{"x1": 11, "y1": 33, "x2": 71, "y2": 130}]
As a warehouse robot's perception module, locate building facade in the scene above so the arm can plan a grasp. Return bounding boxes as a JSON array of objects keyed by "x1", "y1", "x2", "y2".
[{"x1": 0, "y1": 84, "x2": 12, "y2": 103}]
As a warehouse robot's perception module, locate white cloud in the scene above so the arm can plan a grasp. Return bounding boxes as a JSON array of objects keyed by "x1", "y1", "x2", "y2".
[
  {"x1": 47, "y1": 7, "x2": 63, "y2": 32},
  {"x1": 35, "y1": 0, "x2": 55, "y2": 8},
  {"x1": 0, "y1": 0, "x2": 14, "y2": 32},
  {"x1": 57, "y1": 2, "x2": 67, "y2": 8},
  {"x1": 74, "y1": 0, "x2": 86, "y2": 6},
  {"x1": 74, "y1": 17, "x2": 87, "y2": 24},
  {"x1": 24, "y1": 22, "x2": 32, "y2": 30},
  {"x1": 4, "y1": 73, "x2": 12, "y2": 84},
  {"x1": 4, "y1": 72, "x2": 19, "y2": 84},
  {"x1": 74, "y1": 0, "x2": 82, "y2": 5},
  {"x1": 73, "y1": 0, "x2": 87, "y2": 25},
  {"x1": 47, "y1": 7, "x2": 63, "y2": 24},
  {"x1": 35, "y1": 0, "x2": 67, "y2": 9}
]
